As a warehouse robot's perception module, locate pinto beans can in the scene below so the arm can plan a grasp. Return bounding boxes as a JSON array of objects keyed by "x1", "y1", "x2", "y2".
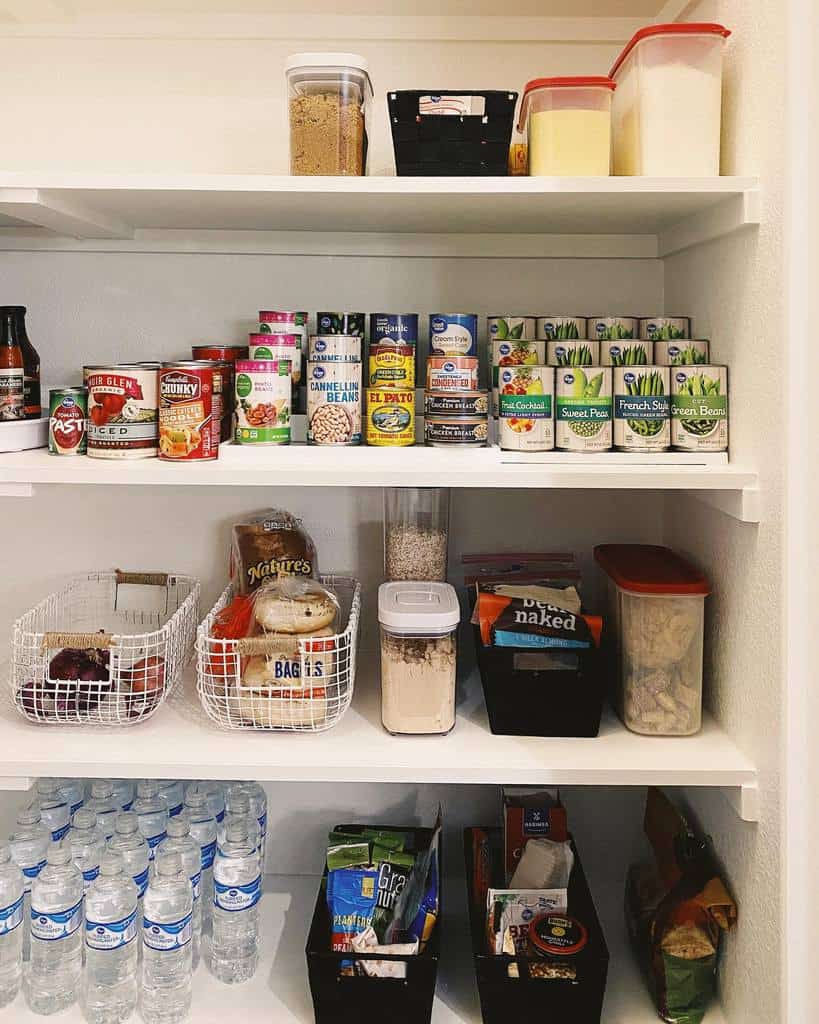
[
  {"x1": 235, "y1": 359, "x2": 292, "y2": 445},
  {"x1": 249, "y1": 333, "x2": 302, "y2": 384},
  {"x1": 87, "y1": 364, "x2": 159, "y2": 459},
  {"x1": 159, "y1": 362, "x2": 220, "y2": 461}
]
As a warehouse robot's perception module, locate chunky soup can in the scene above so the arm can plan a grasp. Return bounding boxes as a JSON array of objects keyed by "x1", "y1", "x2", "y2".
[{"x1": 159, "y1": 361, "x2": 220, "y2": 461}]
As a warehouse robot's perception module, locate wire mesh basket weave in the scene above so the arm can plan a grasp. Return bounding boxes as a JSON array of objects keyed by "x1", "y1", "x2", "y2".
[
  {"x1": 11, "y1": 571, "x2": 200, "y2": 727},
  {"x1": 196, "y1": 575, "x2": 361, "y2": 733}
]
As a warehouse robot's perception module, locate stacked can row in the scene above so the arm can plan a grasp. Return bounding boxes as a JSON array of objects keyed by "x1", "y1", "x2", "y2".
[
  {"x1": 498, "y1": 365, "x2": 728, "y2": 454},
  {"x1": 489, "y1": 314, "x2": 693, "y2": 343}
]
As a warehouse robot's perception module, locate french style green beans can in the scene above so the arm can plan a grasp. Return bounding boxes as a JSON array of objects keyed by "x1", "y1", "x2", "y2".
[
  {"x1": 613, "y1": 366, "x2": 670, "y2": 451},
  {"x1": 671, "y1": 365, "x2": 728, "y2": 452},
  {"x1": 547, "y1": 340, "x2": 599, "y2": 367},
  {"x1": 600, "y1": 340, "x2": 652, "y2": 367},
  {"x1": 556, "y1": 367, "x2": 612, "y2": 452}
]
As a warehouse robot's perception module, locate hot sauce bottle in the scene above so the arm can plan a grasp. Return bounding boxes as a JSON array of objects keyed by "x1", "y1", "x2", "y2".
[{"x1": 0, "y1": 306, "x2": 25, "y2": 421}]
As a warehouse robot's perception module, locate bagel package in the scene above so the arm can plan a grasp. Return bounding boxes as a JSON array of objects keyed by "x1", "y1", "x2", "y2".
[{"x1": 230, "y1": 508, "x2": 318, "y2": 595}]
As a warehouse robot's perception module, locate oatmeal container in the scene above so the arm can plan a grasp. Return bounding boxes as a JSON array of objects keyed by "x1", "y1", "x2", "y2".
[
  {"x1": 591, "y1": 316, "x2": 638, "y2": 341},
  {"x1": 249, "y1": 332, "x2": 302, "y2": 384},
  {"x1": 536, "y1": 316, "x2": 587, "y2": 341},
  {"x1": 384, "y1": 486, "x2": 450, "y2": 582},
  {"x1": 234, "y1": 359, "x2": 292, "y2": 445},
  {"x1": 498, "y1": 365, "x2": 554, "y2": 452},
  {"x1": 286, "y1": 53, "x2": 372, "y2": 176},
  {"x1": 368, "y1": 345, "x2": 415, "y2": 388},
  {"x1": 639, "y1": 316, "x2": 690, "y2": 341},
  {"x1": 594, "y1": 544, "x2": 710, "y2": 736},
  {"x1": 426, "y1": 356, "x2": 479, "y2": 392},
  {"x1": 378, "y1": 580, "x2": 460, "y2": 735},
  {"x1": 366, "y1": 388, "x2": 415, "y2": 447},
  {"x1": 547, "y1": 340, "x2": 599, "y2": 367},
  {"x1": 600, "y1": 339, "x2": 652, "y2": 367},
  {"x1": 307, "y1": 360, "x2": 361, "y2": 445},
  {"x1": 86, "y1": 364, "x2": 159, "y2": 460},
  {"x1": 488, "y1": 316, "x2": 536, "y2": 343},
  {"x1": 653, "y1": 339, "x2": 710, "y2": 366},
  {"x1": 671, "y1": 365, "x2": 728, "y2": 452},
  {"x1": 613, "y1": 366, "x2": 670, "y2": 451},
  {"x1": 308, "y1": 334, "x2": 362, "y2": 364},
  {"x1": 556, "y1": 367, "x2": 612, "y2": 452}
]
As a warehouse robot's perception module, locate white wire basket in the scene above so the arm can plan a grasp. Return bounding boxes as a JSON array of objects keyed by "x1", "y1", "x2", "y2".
[
  {"x1": 11, "y1": 571, "x2": 200, "y2": 727},
  {"x1": 196, "y1": 575, "x2": 361, "y2": 733}
]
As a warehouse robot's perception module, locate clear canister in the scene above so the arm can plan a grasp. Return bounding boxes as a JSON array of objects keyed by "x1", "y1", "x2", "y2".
[
  {"x1": 286, "y1": 52, "x2": 373, "y2": 176},
  {"x1": 378, "y1": 581, "x2": 460, "y2": 736},
  {"x1": 384, "y1": 487, "x2": 450, "y2": 582}
]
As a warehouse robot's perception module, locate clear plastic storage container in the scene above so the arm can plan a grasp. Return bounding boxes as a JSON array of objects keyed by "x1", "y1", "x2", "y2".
[
  {"x1": 594, "y1": 544, "x2": 710, "y2": 736},
  {"x1": 609, "y1": 23, "x2": 731, "y2": 177},
  {"x1": 384, "y1": 487, "x2": 450, "y2": 582},
  {"x1": 517, "y1": 77, "x2": 615, "y2": 176},
  {"x1": 286, "y1": 52, "x2": 373, "y2": 176},
  {"x1": 378, "y1": 581, "x2": 460, "y2": 736}
]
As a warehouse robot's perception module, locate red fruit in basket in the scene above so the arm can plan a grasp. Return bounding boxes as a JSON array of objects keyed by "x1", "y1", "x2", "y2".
[
  {"x1": 49, "y1": 647, "x2": 110, "y2": 683},
  {"x1": 18, "y1": 681, "x2": 55, "y2": 719},
  {"x1": 126, "y1": 655, "x2": 166, "y2": 695}
]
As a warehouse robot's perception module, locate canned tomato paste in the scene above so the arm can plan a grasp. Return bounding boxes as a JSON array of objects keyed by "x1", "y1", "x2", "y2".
[
  {"x1": 159, "y1": 362, "x2": 220, "y2": 462},
  {"x1": 87, "y1": 364, "x2": 159, "y2": 459},
  {"x1": 48, "y1": 387, "x2": 87, "y2": 456}
]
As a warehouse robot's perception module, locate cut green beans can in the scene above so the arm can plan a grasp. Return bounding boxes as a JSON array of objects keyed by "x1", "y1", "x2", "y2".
[
  {"x1": 671, "y1": 365, "x2": 728, "y2": 452},
  {"x1": 613, "y1": 366, "x2": 670, "y2": 451},
  {"x1": 600, "y1": 340, "x2": 652, "y2": 367},
  {"x1": 556, "y1": 367, "x2": 612, "y2": 452},
  {"x1": 591, "y1": 316, "x2": 637, "y2": 341},
  {"x1": 547, "y1": 340, "x2": 599, "y2": 367},
  {"x1": 653, "y1": 339, "x2": 710, "y2": 366}
]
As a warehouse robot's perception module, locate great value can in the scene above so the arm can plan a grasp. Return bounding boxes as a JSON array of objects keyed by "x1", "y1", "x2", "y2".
[
  {"x1": 653, "y1": 339, "x2": 710, "y2": 366},
  {"x1": 258, "y1": 311, "x2": 308, "y2": 351},
  {"x1": 309, "y1": 335, "x2": 362, "y2": 363},
  {"x1": 370, "y1": 314, "x2": 418, "y2": 347},
  {"x1": 426, "y1": 356, "x2": 479, "y2": 391},
  {"x1": 600, "y1": 339, "x2": 652, "y2": 367},
  {"x1": 307, "y1": 361, "x2": 361, "y2": 445},
  {"x1": 425, "y1": 417, "x2": 488, "y2": 447},
  {"x1": 249, "y1": 332, "x2": 302, "y2": 383},
  {"x1": 159, "y1": 361, "x2": 220, "y2": 461},
  {"x1": 368, "y1": 345, "x2": 415, "y2": 387},
  {"x1": 555, "y1": 368, "x2": 612, "y2": 452},
  {"x1": 87, "y1": 364, "x2": 159, "y2": 460},
  {"x1": 498, "y1": 365, "x2": 554, "y2": 452},
  {"x1": 536, "y1": 315, "x2": 587, "y2": 341},
  {"x1": 235, "y1": 359, "x2": 292, "y2": 445},
  {"x1": 316, "y1": 312, "x2": 365, "y2": 337},
  {"x1": 48, "y1": 387, "x2": 87, "y2": 456},
  {"x1": 547, "y1": 340, "x2": 599, "y2": 367},
  {"x1": 671, "y1": 365, "x2": 728, "y2": 452},
  {"x1": 613, "y1": 366, "x2": 670, "y2": 451},
  {"x1": 366, "y1": 388, "x2": 415, "y2": 447},
  {"x1": 429, "y1": 313, "x2": 478, "y2": 356},
  {"x1": 590, "y1": 316, "x2": 637, "y2": 341},
  {"x1": 639, "y1": 316, "x2": 690, "y2": 341},
  {"x1": 487, "y1": 316, "x2": 536, "y2": 343}
]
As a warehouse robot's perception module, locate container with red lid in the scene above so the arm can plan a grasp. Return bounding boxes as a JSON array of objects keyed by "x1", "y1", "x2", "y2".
[
  {"x1": 517, "y1": 77, "x2": 615, "y2": 177},
  {"x1": 609, "y1": 23, "x2": 731, "y2": 177},
  {"x1": 594, "y1": 544, "x2": 710, "y2": 736},
  {"x1": 528, "y1": 914, "x2": 589, "y2": 974}
]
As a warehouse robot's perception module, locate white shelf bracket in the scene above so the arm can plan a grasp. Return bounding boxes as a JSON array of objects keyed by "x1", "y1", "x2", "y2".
[
  {"x1": 722, "y1": 780, "x2": 760, "y2": 823},
  {"x1": 0, "y1": 188, "x2": 133, "y2": 240},
  {"x1": 658, "y1": 187, "x2": 762, "y2": 258},
  {"x1": 0, "y1": 482, "x2": 34, "y2": 498},
  {"x1": 683, "y1": 485, "x2": 761, "y2": 523}
]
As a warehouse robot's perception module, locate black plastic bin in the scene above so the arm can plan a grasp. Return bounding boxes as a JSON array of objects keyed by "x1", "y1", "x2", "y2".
[
  {"x1": 465, "y1": 827, "x2": 609, "y2": 1024},
  {"x1": 472, "y1": 623, "x2": 604, "y2": 737},
  {"x1": 388, "y1": 90, "x2": 517, "y2": 176},
  {"x1": 306, "y1": 824, "x2": 441, "y2": 1024}
]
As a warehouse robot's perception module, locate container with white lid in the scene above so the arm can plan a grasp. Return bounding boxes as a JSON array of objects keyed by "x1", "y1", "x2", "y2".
[
  {"x1": 517, "y1": 77, "x2": 615, "y2": 176},
  {"x1": 609, "y1": 23, "x2": 731, "y2": 177},
  {"x1": 378, "y1": 581, "x2": 460, "y2": 736},
  {"x1": 286, "y1": 52, "x2": 373, "y2": 176}
]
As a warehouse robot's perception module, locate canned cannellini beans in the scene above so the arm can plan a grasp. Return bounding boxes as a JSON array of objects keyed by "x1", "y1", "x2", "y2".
[
  {"x1": 307, "y1": 360, "x2": 362, "y2": 445},
  {"x1": 308, "y1": 334, "x2": 362, "y2": 363}
]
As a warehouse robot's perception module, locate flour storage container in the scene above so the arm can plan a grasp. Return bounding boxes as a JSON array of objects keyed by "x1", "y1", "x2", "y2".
[
  {"x1": 517, "y1": 77, "x2": 615, "y2": 176},
  {"x1": 378, "y1": 582, "x2": 459, "y2": 736},
  {"x1": 609, "y1": 23, "x2": 731, "y2": 176},
  {"x1": 286, "y1": 53, "x2": 373, "y2": 175},
  {"x1": 594, "y1": 545, "x2": 710, "y2": 737}
]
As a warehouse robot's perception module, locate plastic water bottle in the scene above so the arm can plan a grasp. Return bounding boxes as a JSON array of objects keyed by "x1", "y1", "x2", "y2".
[
  {"x1": 133, "y1": 783, "x2": 168, "y2": 861},
  {"x1": 0, "y1": 842, "x2": 24, "y2": 1007},
  {"x1": 58, "y1": 779, "x2": 86, "y2": 818},
  {"x1": 26, "y1": 841, "x2": 84, "y2": 1015},
  {"x1": 85, "y1": 782, "x2": 119, "y2": 841},
  {"x1": 157, "y1": 782, "x2": 184, "y2": 819},
  {"x1": 67, "y1": 809, "x2": 106, "y2": 894},
  {"x1": 35, "y1": 780, "x2": 71, "y2": 842},
  {"x1": 83, "y1": 851, "x2": 138, "y2": 1024},
  {"x1": 218, "y1": 793, "x2": 261, "y2": 856},
  {"x1": 140, "y1": 852, "x2": 193, "y2": 1024},
  {"x1": 110, "y1": 782, "x2": 135, "y2": 813},
  {"x1": 156, "y1": 819, "x2": 201, "y2": 970},
  {"x1": 9, "y1": 804, "x2": 51, "y2": 962},
  {"x1": 183, "y1": 789, "x2": 216, "y2": 927},
  {"x1": 239, "y1": 783, "x2": 267, "y2": 862},
  {"x1": 200, "y1": 783, "x2": 225, "y2": 826},
  {"x1": 106, "y1": 814, "x2": 150, "y2": 931},
  {"x1": 211, "y1": 822, "x2": 261, "y2": 984}
]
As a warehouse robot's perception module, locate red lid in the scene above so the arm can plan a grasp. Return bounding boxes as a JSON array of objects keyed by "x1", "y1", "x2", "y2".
[
  {"x1": 593, "y1": 544, "x2": 710, "y2": 596},
  {"x1": 529, "y1": 914, "x2": 588, "y2": 958},
  {"x1": 610, "y1": 23, "x2": 731, "y2": 80},
  {"x1": 518, "y1": 77, "x2": 616, "y2": 131}
]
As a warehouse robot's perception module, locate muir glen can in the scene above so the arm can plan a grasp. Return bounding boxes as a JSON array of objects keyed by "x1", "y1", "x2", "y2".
[
  {"x1": 48, "y1": 387, "x2": 87, "y2": 456},
  {"x1": 159, "y1": 362, "x2": 220, "y2": 461},
  {"x1": 87, "y1": 364, "x2": 159, "y2": 459}
]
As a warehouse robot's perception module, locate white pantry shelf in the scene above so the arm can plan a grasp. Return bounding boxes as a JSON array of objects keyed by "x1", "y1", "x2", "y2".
[
  {"x1": 0, "y1": 659, "x2": 758, "y2": 820},
  {"x1": 0, "y1": 446, "x2": 760, "y2": 521},
  {"x1": 0, "y1": 174, "x2": 760, "y2": 258},
  {"x1": 0, "y1": 870, "x2": 728, "y2": 1024}
]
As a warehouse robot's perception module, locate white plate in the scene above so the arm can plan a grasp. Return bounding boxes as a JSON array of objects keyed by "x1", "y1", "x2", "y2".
[{"x1": 0, "y1": 416, "x2": 48, "y2": 452}]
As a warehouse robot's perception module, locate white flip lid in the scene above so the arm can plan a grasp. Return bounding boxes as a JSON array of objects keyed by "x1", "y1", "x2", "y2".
[
  {"x1": 285, "y1": 52, "x2": 369, "y2": 74},
  {"x1": 378, "y1": 582, "x2": 460, "y2": 634}
]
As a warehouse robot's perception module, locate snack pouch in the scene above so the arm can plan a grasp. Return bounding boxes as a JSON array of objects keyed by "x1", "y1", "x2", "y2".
[
  {"x1": 372, "y1": 849, "x2": 416, "y2": 940},
  {"x1": 326, "y1": 866, "x2": 378, "y2": 953}
]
